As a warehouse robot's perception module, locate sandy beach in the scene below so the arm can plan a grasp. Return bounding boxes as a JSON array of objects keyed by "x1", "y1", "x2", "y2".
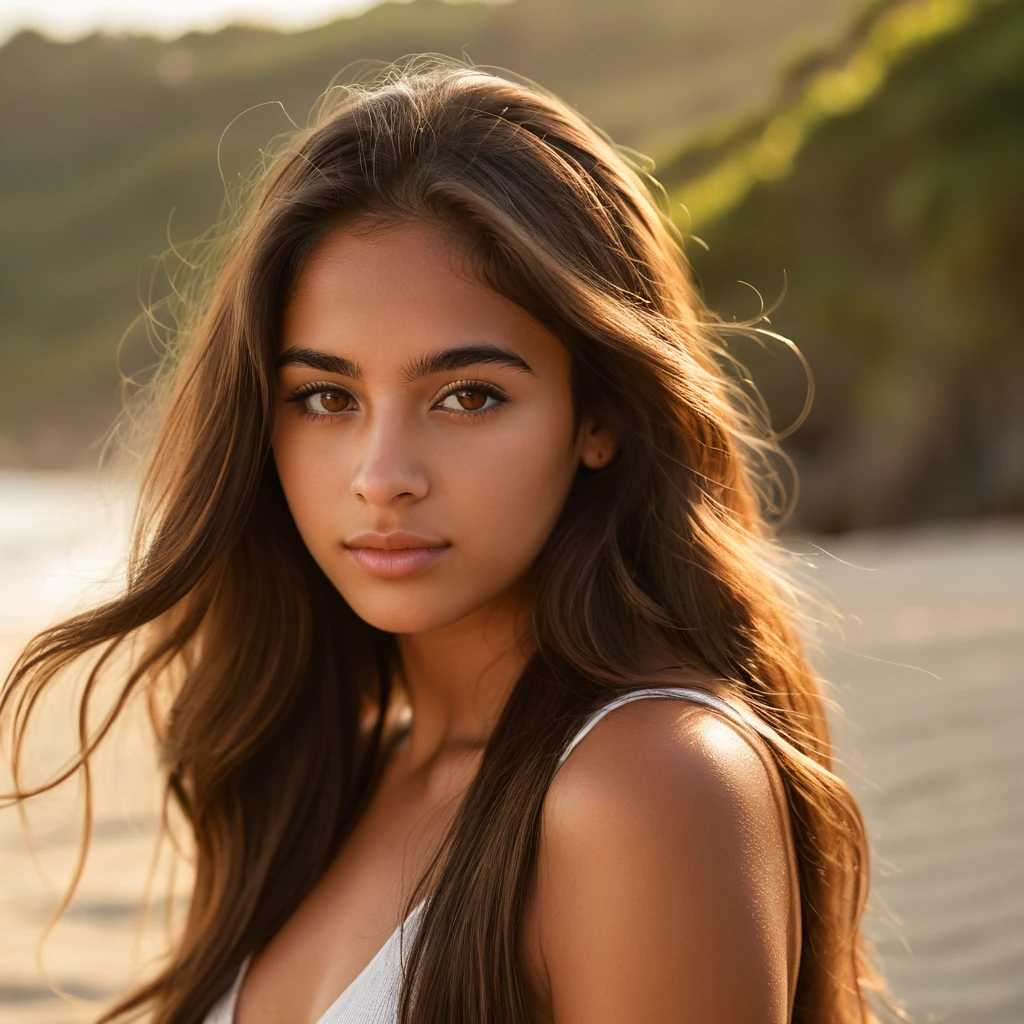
[{"x1": 1, "y1": 470, "x2": 1021, "y2": 1022}]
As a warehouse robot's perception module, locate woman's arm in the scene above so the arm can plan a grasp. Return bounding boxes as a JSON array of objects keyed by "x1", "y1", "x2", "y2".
[{"x1": 532, "y1": 698, "x2": 799, "y2": 1023}]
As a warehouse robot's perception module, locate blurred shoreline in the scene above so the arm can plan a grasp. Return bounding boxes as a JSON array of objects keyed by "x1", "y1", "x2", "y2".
[{"x1": 1, "y1": 470, "x2": 1022, "y2": 1023}]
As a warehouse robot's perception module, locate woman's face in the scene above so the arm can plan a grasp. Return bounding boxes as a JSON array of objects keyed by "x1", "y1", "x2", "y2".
[{"x1": 272, "y1": 217, "x2": 614, "y2": 635}]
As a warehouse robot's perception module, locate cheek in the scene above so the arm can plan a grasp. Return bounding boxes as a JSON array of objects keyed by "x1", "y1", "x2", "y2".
[
  {"x1": 269, "y1": 403, "x2": 579, "y2": 633},
  {"x1": 443, "y1": 411, "x2": 577, "y2": 569},
  {"x1": 271, "y1": 422, "x2": 343, "y2": 550}
]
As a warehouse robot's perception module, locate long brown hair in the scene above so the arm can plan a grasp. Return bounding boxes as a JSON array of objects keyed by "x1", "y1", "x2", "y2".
[{"x1": 3, "y1": 56, "x2": 891, "y2": 1023}]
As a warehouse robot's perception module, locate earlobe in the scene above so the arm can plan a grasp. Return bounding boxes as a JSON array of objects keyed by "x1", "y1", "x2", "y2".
[{"x1": 579, "y1": 416, "x2": 619, "y2": 470}]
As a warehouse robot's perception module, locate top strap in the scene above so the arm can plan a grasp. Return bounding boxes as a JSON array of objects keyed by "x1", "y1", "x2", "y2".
[{"x1": 556, "y1": 686, "x2": 748, "y2": 770}]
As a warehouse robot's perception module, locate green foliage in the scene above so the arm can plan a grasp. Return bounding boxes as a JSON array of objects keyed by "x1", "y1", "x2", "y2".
[
  {"x1": 677, "y1": 0, "x2": 1023, "y2": 528},
  {"x1": 0, "y1": 0, "x2": 855, "y2": 464},
  {"x1": 0, "y1": 0, "x2": 1019, "y2": 531}
]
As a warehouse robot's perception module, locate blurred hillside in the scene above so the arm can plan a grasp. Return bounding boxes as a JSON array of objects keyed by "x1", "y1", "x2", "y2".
[
  {"x1": 0, "y1": 0, "x2": 1020, "y2": 534},
  {"x1": 0, "y1": 0, "x2": 854, "y2": 465},
  {"x1": 667, "y1": 0, "x2": 1023, "y2": 531}
]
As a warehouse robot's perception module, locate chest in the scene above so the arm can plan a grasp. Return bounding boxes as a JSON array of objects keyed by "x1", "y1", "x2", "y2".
[{"x1": 233, "y1": 750, "x2": 550, "y2": 1024}]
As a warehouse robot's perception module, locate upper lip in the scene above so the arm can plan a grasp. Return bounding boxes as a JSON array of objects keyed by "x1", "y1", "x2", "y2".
[{"x1": 344, "y1": 530, "x2": 450, "y2": 550}]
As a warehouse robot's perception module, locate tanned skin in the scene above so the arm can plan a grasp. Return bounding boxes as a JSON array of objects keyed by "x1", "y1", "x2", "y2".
[{"x1": 238, "y1": 217, "x2": 798, "y2": 1024}]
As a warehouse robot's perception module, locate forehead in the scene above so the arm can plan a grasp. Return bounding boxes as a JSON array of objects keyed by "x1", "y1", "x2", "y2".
[{"x1": 280, "y1": 217, "x2": 556, "y2": 365}]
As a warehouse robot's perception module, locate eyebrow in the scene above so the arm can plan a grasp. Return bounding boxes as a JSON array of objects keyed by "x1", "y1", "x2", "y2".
[{"x1": 275, "y1": 343, "x2": 535, "y2": 381}]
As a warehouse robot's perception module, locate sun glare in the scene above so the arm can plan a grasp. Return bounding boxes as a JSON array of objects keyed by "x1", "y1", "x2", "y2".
[{"x1": 0, "y1": 0, "x2": 387, "y2": 45}]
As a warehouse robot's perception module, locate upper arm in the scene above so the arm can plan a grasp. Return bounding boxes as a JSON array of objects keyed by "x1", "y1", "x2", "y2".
[{"x1": 532, "y1": 699, "x2": 799, "y2": 1024}]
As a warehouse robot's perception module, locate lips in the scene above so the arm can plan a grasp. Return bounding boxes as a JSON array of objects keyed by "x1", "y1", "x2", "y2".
[{"x1": 343, "y1": 531, "x2": 451, "y2": 579}]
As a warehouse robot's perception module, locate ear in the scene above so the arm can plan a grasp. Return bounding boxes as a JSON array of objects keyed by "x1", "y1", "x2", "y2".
[{"x1": 577, "y1": 414, "x2": 620, "y2": 470}]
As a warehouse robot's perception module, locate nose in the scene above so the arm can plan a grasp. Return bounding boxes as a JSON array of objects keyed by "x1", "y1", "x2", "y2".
[{"x1": 349, "y1": 412, "x2": 429, "y2": 507}]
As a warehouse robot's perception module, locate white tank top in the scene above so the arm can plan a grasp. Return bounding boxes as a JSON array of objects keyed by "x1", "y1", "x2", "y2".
[{"x1": 203, "y1": 685, "x2": 745, "y2": 1023}]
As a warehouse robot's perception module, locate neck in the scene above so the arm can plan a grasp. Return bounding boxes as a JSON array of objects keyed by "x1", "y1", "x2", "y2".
[{"x1": 392, "y1": 586, "x2": 535, "y2": 772}]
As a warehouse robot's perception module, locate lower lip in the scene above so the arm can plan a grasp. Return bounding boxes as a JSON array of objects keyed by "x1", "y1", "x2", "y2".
[{"x1": 344, "y1": 545, "x2": 450, "y2": 578}]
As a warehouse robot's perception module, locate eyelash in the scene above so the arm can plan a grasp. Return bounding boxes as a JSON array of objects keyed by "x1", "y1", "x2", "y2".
[{"x1": 284, "y1": 379, "x2": 511, "y2": 423}]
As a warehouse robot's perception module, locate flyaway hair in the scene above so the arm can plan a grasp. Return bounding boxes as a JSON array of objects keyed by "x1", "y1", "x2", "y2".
[{"x1": 2, "y1": 56, "x2": 897, "y2": 1023}]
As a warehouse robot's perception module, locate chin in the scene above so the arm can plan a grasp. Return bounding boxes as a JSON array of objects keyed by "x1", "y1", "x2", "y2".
[{"x1": 339, "y1": 589, "x2": 480, "y2": 635}]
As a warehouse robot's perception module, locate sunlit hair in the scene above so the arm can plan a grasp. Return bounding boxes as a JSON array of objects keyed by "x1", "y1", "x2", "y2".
[{"x1": 2, "y1": 55, "x2": 893, "y2": 1023}]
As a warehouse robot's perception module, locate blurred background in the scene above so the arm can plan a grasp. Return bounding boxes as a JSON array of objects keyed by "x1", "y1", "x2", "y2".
[{"x1": 0, "y1": 0, "x2": 1021, "y2": 1020}]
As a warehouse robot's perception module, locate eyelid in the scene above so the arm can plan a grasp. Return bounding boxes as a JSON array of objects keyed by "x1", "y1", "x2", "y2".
[
  {"x1": 432, "y1": 378, "x2": 510, "y2": 403},
  {"x1": 283, "y1": 380, "x2": 354, "y2": 402},
  {"x1": 281, "y1": 377, "x2": 510, "y2": 420}
]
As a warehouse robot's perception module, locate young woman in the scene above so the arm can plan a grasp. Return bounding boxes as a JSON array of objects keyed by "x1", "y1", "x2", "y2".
[{"x1": 2, "y1": 58, "x2": 890, "y2": 1024}]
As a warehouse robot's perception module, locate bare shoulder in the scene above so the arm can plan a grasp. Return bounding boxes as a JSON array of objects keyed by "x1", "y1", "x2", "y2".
[
  {"x1": 548, "y1": 692, "x2": 791, "y2": 838},
  {"x1": 531, "y1": 693, "x2": 798, "y2": 1023}
]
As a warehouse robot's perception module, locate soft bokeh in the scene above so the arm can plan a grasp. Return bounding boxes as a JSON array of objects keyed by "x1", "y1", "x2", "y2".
[{"x1": 1, "y1": 0, "x2": 1021, "y2": 1021}]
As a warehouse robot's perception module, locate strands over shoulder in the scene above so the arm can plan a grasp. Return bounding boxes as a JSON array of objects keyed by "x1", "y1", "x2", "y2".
[{"x1": 1, "y1": 56, "x2": 896, "y2": 1024}]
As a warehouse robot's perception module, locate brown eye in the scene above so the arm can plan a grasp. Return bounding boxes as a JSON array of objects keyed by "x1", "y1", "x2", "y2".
[
  {"x1": 454, "y1": 389, "x2": 487, "y2": 410},
  {"x1": 435, "y1": 383, "x2": 507, "y2": 416},
  {"x1": 307, "y1": 389, "x2": 352, "y2": 414}
]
